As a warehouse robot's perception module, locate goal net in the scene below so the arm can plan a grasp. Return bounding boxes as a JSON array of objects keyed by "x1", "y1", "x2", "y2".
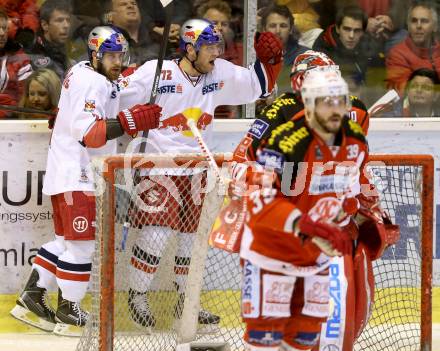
[{"x1": 76, "y1": 153, "x2": 433, "y2": 351}]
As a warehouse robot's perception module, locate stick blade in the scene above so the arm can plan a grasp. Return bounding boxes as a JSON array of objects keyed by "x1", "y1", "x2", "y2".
[
  {"x1": 159, "y1": 0, "x2": 173, "y2": 7},
  {"x1": 367, "y1": 89, "x2": 400, "y2": 116}
]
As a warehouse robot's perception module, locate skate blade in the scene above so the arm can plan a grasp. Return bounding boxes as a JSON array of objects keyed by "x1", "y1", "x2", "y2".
[
  {"x1": 196, "y1": 323, "x2": 220, "y2": 335},
  {"x1": 53, "y1": 322, "x2": 83, "y2": 337},
  {"x1": 10, "y1": 304, "x2": 55, "y2": 332},
  {"x1": 130, "y1": 319, "x2": 153, "y2": 334},
  {"x1": 173, "y1": 319, "x2": 220, "y2": 335}
]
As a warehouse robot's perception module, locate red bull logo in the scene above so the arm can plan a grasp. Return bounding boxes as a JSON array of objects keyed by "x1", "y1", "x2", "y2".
[
  {"x1": 84, "y1": 99, "x2": 96, "y2": 112},
  {"x1": 88, "y1": 37, "x2": 101, "y2": 50},
  {"x1": 184, "y1": 31, "x2": 196, "y2": 40},
  {"x1": 159, "y1": 107, "x2": 213, "y2": 137},
  {"x1": 184, "y1": 29, "x2": 202, "y2": 42}
]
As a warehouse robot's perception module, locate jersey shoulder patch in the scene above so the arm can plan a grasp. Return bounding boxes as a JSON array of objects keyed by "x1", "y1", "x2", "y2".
[
  {"x1": 266, "y1": 117, "x2": 312, "y2": 162},
  {"x1": 343, "y1": 116, "x2": 367, "y2": 143},
  {"x1": 260, "y1": 92, "x2": 302, "y2": 122},
  {"x1": 350, "y1": 95, "x2": 368, "y2": 112}
]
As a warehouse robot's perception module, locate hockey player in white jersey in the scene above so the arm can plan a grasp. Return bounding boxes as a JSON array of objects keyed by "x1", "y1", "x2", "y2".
[
  {"x1": 118, "y1": 18, "x2": 283, "y2": 330},
  {"x1": 10, "y1": 26, "x2": 162, "y2": 336}
]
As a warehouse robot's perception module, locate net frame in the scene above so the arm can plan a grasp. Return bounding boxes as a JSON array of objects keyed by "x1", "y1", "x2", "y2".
[
  {"x1": 85, "y1": 153, "x2": 433, "y2": 351},
  {"x1": 363, "y1": 154, "x2": 433, "y2": 351},
  {"x1": 93, "y1": 153, "x2": 230, "y2": 351}
]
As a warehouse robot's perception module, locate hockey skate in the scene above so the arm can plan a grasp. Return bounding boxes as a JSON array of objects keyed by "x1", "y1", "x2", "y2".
[
  {"x1": 128, "y1": 288, "x2": 156, "y2": 332},
  {"x1": 174, "y1": 293, "x2": 220, "y2": 334},
  {"x1": 10, "y1": 270, "x2": 56, "y2": 332},
  {"x1": 53, "y1": 289, "x2": 89, "y2": 336}
]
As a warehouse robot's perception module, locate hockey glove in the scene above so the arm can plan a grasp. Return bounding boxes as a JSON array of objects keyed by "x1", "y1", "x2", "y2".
[
  {"x1": 296, "y1": 214, "x2": 352, "y2": 256},
  {"x1": 118, "y1": 104, "x2": 162, "y2": 136},
  {"x1": 254, "y1": 32, "x2": 283, "y2": 65}
]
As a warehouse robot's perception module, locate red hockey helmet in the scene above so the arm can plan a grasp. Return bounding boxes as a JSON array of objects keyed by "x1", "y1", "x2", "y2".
[{"x1": 290, "y1": 50, "x2": 338, "y2": 94}]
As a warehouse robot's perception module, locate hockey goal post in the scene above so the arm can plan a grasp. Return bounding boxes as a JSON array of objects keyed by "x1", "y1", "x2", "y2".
[{"x1": 76, "y1": 153, "x2": 433, "y2": 351}]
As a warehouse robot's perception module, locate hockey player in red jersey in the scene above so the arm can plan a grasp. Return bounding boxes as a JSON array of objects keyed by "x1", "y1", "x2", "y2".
[
  {"x1": 210, "y1": 50, "x2": 369, "y2": 253},
  {"x1": 10, "y1": 26, "x2": 161, "y2": 336},
  {"x1": 240, "y1": 70, "x2": 398, "y2": 351},
  {"x1": 234, "y1": 50, "x2": 369, "y2": 166}
]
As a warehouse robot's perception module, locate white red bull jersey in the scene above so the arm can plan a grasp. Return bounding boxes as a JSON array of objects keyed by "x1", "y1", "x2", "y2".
[
  {"x1": 43, "y1": 61, "x2": 122, "y2": 195},
  {"x1": 119, "y1": 58, "x2": 270, "y2": 153}
]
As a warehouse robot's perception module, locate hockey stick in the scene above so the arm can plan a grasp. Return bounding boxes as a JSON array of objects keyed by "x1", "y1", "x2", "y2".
[
  {"x1": 187, "y1": 119, "x2": 226, "y2": 186},
  {"x1": 176, "y1": 120, "x2": 226, "y2": 344},
  {"x1": 367, "y1": 89, "x2": 400, "y2": 116},
  {"x1": 120, "y1": 0, "x2": 174, "y2": 250},
  {"x1": 139, "y1": 0, "x2": 174, "y2": 153},
  {"x1": 0, "y1": 104, "x2": 56, "y2": 116}
]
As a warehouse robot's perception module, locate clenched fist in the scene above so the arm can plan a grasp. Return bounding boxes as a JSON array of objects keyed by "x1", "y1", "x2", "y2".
[
  {"x1": 118, "y1": 104, "x2": 162, "y2": 136},
  {"x1": 254, "y1": 32, "x2": 283, "y2": 65}
]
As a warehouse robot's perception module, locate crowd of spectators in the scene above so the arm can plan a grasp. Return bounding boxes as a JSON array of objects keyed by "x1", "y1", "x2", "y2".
[{"x1": 0, "y1": 0, "x2": 439, "y2": 119}]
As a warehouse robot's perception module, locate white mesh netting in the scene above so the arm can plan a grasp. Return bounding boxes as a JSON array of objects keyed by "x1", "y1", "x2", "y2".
[{"x1": 76, "y1": 154, "x2": 430, "y2": 351}]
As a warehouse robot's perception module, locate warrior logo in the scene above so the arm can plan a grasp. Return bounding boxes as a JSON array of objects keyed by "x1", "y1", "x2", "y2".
[{"x1": 73, "y1": 216, "x2": 88, "y2": 233}]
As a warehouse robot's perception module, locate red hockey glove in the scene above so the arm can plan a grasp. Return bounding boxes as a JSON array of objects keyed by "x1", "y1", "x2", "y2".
[
  {"x1": 297, "y1": 214, "x2": 352, "y2": 256},
  {"x1": 118, "y1": 104, "x2": 162, "y2": 136},
  {"x1": 254, "y1": 32, "x2": 283, "y2": 65}
]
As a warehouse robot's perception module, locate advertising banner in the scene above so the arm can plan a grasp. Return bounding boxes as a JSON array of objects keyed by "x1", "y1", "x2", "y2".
[{"x1": 0, "y1": 119, "x2": 439, "y2": 293}]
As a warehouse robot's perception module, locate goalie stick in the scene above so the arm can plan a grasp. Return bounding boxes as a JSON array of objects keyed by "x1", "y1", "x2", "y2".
[
  {"x1": 367, "y1": 89, "x2": 400, "y2": 116},
  {"x1": 120, "y1": 0, "x2": 174, "y2": 250}
]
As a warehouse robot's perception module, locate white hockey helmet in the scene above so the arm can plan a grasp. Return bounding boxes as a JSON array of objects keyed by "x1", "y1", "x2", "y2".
[
  {"x1": 301, "y1": 69, "x2": 350, "y2": 110},
  {"x1": 179, "y1": 18, "x2": 224, "y2": 54},
  {"x1": 87, "y1": 26, "x2": 129, "y2": 65}
]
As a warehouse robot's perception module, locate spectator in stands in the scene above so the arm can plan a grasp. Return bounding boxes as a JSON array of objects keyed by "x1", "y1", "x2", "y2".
[
  {"x1": 29, "y1": 0, "x2": 75, "y2": 79},
  {"x1": 260, "y1": 4, "x2": 307, "y2": 67},
  {"x1": 0, "y1": 8, "x2": 33, "y2": 118},
  {"x1": 383, "y1": 68, "x2": 440, "y2": 117},
  {"x1": 0, "y1": 0, "x2": 39, "y2": 48},
  {"x1": 139, "y1": 0, "x2": 191, "y2": 55},
  {"x1": 356, "y1": 0, "x2": 411, "y2": 53},
  {"x1": 386, "y1": 1, "x2": 440, "y2": 95},
  {"x1": 103, "y1": 0, "x2": 158, "y2": 66},
  {"x1": 259, "y1": 4, "x2": 307, "y2": 94},
  {"x1": 313, "y1": 5, "x2": 382, "y2": 90},
  {"x1": 272, "y1": 0, "x2": 323, "y2": 48},
  {"x1": 18, "y1": 68, "x2": 61, "y2": 123},
  {"x1": 196, "y1": 0, "x2": 243, "y2": 66}
]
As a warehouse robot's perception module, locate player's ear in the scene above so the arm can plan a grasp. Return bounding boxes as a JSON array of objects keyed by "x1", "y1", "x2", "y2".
[
  {"x1": 186, "y1": 44, "x2": 196, "y2": 59},
  {"x1": 91, "y1": 51, "x2": 98, "y2": 68}
]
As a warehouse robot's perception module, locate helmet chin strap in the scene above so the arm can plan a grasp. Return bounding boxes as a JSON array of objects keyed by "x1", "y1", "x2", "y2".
[{"x1": 184, "y1": 52, "x2": 206, "y2": 75}]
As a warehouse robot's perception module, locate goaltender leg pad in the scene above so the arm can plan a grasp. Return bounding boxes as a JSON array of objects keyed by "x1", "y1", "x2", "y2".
[
  {"x1": 315, "y1": 256, "x2": 354, "y2": 351},
  {"x1": 55, "y1": 192, "x2": 96, "y2": 240},
  {"x1": 353, "y1": 243, "x2": 374, "y2": 342},
  {"x1": 209, "y1": 194, "x2": 247, "y2": 253}
]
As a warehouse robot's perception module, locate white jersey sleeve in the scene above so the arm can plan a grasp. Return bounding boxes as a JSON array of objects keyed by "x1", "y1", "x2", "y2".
[
  {"x1": 69, "y1": 77, "x2": 111, "y2": 143},
  {"x1": 214, "y1": 59, "x2": 266, "y2": 106},
  {"x1": 118, "y1": 60, "x2": 156, "y2": 110}
]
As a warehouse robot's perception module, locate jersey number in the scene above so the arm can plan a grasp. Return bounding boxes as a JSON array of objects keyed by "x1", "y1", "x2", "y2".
[{"x1": 161, "y1": 70, "x2": 172, "y2": 80}]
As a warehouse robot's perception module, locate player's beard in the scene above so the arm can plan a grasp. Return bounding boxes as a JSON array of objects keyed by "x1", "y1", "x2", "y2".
[
  {"x1": 315, "y1": 110, "x2": 343, "y2": 134},
  {"x1": 97, "y1": 61, "x2": 121, "y2": 81}
]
